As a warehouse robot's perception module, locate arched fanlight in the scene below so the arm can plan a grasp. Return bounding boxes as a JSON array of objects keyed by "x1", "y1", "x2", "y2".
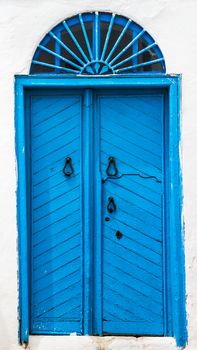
[{"x1": 30, "y1": 12, "x2": 166, "y2": 75}]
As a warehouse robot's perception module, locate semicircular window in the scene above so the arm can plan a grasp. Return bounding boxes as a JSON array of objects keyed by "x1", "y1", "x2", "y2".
[{"x1": 30, "y1": 12, "x2": 166, "y2": 75}]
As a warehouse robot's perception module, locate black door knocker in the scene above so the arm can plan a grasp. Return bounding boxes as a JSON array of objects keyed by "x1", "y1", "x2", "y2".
[
  {"x1": 106, "y1": 156, "x2": 118, "y2": 177},
  {"x1": 107, "y1": 197, "x2": 116, "y2": 213},
  {"x1": 63, "y1": 157, "x2": 74, "y2": 177}
]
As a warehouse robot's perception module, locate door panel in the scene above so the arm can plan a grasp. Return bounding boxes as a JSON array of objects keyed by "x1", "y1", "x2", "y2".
[
  {"x1": 98, "y1": 93, "x2": 164, "y2": 334},
  {"x1": 30, "y1": 93, "x2": 83, "y2": 334},
  {"x1": 28, "y1": 89, "x2": 166, "y2": 336}
]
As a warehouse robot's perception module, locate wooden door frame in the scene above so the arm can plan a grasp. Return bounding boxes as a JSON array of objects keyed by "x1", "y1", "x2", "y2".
[{"x1": 15, "y1": 74, "x2": 187, "y2": 347}]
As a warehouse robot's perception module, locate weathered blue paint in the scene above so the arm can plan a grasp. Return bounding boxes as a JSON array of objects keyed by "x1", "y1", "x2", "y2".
[
  {"x1": 15, "y1": 82, "x2": 29, "y2": 346},
  {"x1": 168, "y1": 79, "x2": 188, "y2": 347},
  {"x1": 93, "y1": 92, "x2": 103, "y2": 335},
  {"x1": 29, "y1": 91, "x2": 83, "y2": 334},
  {"x1": 99, "y1": 90, "x2": 164, "y2": 334},
  {"x1": 83, "y1": 89, "x2": 94, "y2": 334},
  {"x1": 15, "y1": 75, "x2": 187, "y2": 347}
]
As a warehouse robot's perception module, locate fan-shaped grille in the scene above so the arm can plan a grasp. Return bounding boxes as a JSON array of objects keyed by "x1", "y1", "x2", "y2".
[{"x1": 30, "y1": 12, "x2": 165, "y2": 75}]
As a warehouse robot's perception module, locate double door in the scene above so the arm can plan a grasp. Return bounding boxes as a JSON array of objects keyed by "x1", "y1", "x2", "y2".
[{"x1": 28, "y1": 88, "x2": 165, "y2": 335}]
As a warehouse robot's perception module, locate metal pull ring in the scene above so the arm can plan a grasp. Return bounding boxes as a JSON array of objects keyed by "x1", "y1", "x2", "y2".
[
  {"x1": 107, "y1": 197, "x2": 116, "y2": 213},
  {"x1": 106, "y1": 156, "x2": 118, "y2": 177},
  {"x1": 63, "y1": 157, "x2": 74, "y2": 177}
]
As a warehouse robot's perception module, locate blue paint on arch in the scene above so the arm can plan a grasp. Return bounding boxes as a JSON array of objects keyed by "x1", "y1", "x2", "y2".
[
  {"x1": 15, "y1": 74, "x2": 187, "y2": 347},
  {"x1": 30, "y1": 12, "x2": 166, "y2": 75}
]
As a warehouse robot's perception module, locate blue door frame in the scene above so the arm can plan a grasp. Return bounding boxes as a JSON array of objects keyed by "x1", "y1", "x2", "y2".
[{"x1": 15, "y1": 74, "x2": 187, "y2": 347}]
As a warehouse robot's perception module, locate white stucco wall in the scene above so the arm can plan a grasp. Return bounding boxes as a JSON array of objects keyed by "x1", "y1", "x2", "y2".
[{"x1": 0, "y1": 0, "x2": 196, "y2": 349}]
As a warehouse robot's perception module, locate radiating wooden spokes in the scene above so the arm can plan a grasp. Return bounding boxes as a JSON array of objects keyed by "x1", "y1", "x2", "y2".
[{"x1": 31, "y1": 12, "x2": 165, "y2": 75}]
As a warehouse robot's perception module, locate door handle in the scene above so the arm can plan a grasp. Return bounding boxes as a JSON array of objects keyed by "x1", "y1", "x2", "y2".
[
  {"x1": 107, "y1": 197, "x2": 116, "y2": 213},
  {"x1": 63, "y1": 157, "x2": 74, "y2": 177},
  {"x1": 106, "y1": 156, "x2": 118, "y2": 177}
]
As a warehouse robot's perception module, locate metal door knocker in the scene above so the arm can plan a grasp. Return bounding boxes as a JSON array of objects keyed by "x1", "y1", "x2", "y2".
[
  {"x1": 106, "y1": 156, "x2": 118, "y2": 176},
  {"x1": 63, "y1": 157, "x2": 74, "y2": 177},
  {"x1": 107, "y1": 197, "x2": 116, "y2": 213}
]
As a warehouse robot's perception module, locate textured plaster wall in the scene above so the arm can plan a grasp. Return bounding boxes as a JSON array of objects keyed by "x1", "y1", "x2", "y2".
[{"x1": 0, "y1": 0, "x2": 196, "y2": 349}]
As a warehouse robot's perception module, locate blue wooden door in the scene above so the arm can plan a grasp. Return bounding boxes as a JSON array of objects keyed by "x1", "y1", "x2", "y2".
[
  {"x1": 30, "y1": 92, "x2": 83, "y2": 334},
  {"x1": 95, "y1": 91, "x2": 165, "y2": 335},
  {"x1": 28, "y1": 88, "x2": 165, "y2": 335}
]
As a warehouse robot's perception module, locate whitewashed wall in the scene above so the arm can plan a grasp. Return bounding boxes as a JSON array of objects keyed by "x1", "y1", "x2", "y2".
[{"x1": 0, "y1": 0, "x2": 196, "y2": 349}]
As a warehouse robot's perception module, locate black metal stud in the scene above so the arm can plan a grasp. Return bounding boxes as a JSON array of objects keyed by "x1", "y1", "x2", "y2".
[{"x1": 116, "y1": 230, "x2": 123, "y2": 239}]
